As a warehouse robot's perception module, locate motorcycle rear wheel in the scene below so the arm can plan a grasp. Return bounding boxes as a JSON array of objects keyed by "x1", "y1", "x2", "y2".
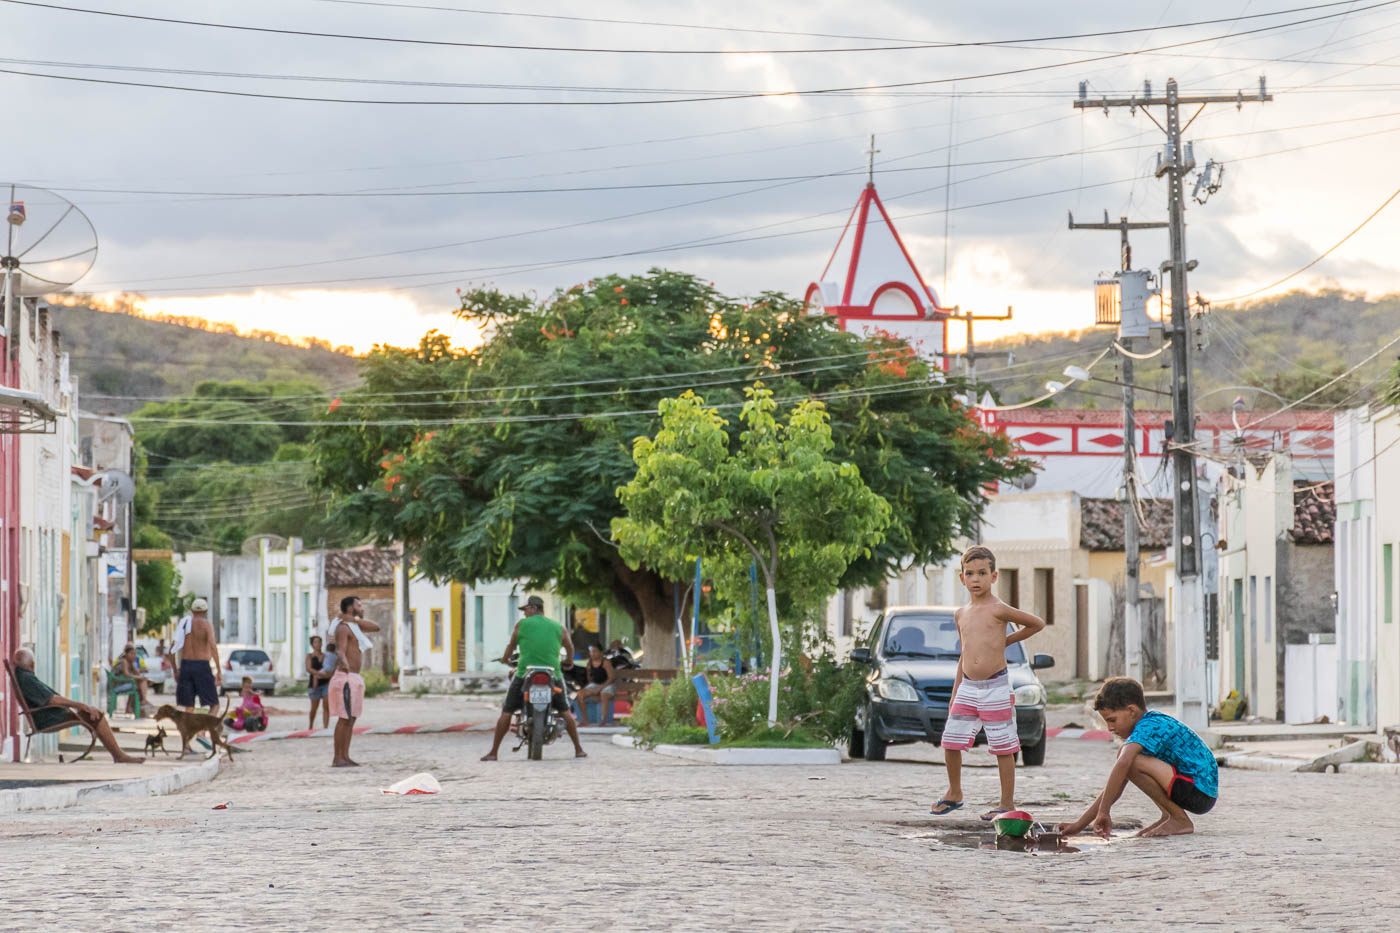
[{"x1": 528, "y1": 708, "x2": 547, "y2": 761}]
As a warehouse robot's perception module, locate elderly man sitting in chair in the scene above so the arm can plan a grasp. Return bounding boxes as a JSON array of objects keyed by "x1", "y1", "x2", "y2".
[{"x1": 11, "y1": 649, "x2": 144, "y2": 764}]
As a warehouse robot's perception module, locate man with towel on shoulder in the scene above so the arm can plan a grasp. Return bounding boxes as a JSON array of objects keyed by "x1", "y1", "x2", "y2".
[
  {"x1": 326, "y1": 595, "x2": 380, "y2": 767},
  {"x1": 168, "y1": 598, "x2": 220, "y2": 714}
]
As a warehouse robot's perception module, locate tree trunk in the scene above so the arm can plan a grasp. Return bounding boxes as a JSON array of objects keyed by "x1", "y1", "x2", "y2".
[
  {"x1": 765, "y1": 586, "x2": 780, "y2": 726},
  {"x1": 604, "y1": 550, "x2": 678, "y2": 669}
]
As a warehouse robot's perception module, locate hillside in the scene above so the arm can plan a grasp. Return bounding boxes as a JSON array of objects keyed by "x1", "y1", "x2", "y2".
[
  {"x1": 973, "y1": 290, "x2": 1400, "y2": 410},
  {"x1": 48, "y1": 300, "x2": 361, "y2": 413}
]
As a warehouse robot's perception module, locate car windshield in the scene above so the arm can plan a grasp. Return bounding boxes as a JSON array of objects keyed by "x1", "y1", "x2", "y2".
[
  {"x1": 882, "y1": 613, "x2": 1028, "y2": 664},
  {"x1": 230, "y1": 650, "x2": 269, "y2": 665}
]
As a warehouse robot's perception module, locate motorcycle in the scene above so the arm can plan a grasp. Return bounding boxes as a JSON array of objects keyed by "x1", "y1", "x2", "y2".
[{"x1": 513, "y1": 664, "x2": 568, "y2": 761}]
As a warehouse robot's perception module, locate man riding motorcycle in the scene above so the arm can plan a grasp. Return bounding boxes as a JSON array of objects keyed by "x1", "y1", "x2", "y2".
[{"x1": 480, "y1": 595, "x2": 587, "y2": 761}]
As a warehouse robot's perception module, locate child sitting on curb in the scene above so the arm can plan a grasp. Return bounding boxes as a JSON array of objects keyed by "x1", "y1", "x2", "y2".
[
  {"x1": 1060, "y1": 677, "x2": 1218, "y2": 839},
  {"x1": 226, "y1": 676, "x2": 268, "y2": 732}
]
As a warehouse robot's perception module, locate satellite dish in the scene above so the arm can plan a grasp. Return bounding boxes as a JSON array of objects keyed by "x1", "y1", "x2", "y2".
[
  {"x1": 98, "y1": 469, "x2": 136, "y2": 505},
  {"x1": 241, "y1": 534, "x2": 287, "y2": 556},
  {"x1": 2, "y1": 183, "x2": 98, "y2": 297}
]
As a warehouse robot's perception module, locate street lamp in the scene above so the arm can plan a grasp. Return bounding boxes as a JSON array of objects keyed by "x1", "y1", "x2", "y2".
[{"x1": 1063, "y1": 363, "x2": 1172, "y2": 396}]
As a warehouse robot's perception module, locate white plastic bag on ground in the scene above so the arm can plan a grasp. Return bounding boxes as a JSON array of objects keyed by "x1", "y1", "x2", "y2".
[{"x1": 380, "y1": 772, "x2": 442, "y2": 795}]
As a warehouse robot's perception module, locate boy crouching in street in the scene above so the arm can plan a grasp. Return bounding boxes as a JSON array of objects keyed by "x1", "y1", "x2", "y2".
[{"x1": 1060, "y1": 677, "x2": 1219, "y2": 839}]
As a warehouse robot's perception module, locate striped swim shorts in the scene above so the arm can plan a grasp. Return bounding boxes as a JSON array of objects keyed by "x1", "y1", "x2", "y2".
[{"x1": 939, "y1": 668, "x2": 1020, "y2": 756}]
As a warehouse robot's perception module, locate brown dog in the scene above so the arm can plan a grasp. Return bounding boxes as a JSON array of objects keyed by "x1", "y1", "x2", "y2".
[{"x1": 155, "y1": 701, "x2": 234, "y2": 760}]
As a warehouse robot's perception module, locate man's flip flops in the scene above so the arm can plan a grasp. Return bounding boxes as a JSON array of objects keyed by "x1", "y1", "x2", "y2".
[
  {"x1": 930, "y1": 799, "x2": 963, "y2": 815},
  {"x1": 980, "y1": 808, "x2": 1012, "y2": 822}
]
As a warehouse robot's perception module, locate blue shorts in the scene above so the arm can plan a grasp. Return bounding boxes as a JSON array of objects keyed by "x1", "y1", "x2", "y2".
[
  {"x1": 309, "y1": 683, "x2": 329, "y2": 701},
  {"x1": 176, "y1": 659, "x2": 219, "y2": 708}
]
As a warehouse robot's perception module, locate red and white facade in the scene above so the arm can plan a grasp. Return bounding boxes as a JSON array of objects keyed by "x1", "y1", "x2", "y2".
[
  {"x1": 986, "y1": 408, "x2": 1335, "y2": 498},
  {"x1": 804, "y1": 182, "x2": 949, "y2": 363}
]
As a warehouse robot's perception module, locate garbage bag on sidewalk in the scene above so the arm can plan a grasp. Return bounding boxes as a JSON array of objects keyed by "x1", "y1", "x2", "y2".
[{"x1": 380, "y1": 772, "x2": 442, "y2": 795}]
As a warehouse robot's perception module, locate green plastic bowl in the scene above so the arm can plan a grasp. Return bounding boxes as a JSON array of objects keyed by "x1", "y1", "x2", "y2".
[{"x1": 993, "y1": 810, "x2": 1035, "y2": 837}]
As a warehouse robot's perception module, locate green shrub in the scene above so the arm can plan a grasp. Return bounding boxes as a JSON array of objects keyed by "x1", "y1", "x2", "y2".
[
  {"x1": 652, "y1": 724, "x2": 711, "y2": 745},
  {"x1": 362, "y1": 668, "x2": 393, "y2": 697},
  {"x1": 717, "y1": 725, "x2": 828, "y2": 749},
  {"x1": 628, "y1": 657, "x2": 862, "y2": 748},
  {"x1": 704, "y1": 653, "x2": 863, "y2": 745},
  {"x1": 627, "y1": 676, "x2": 698, "y2": 745}
]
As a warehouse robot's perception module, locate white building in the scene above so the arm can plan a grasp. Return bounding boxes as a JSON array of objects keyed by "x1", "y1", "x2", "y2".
[
  {"x1": 804, "y1": 181, "x2": 949, "y2": 361},
  {"x1": 1334, "y1": 404, "x2": 1400, "y2": 732},
  {"x1": 394, "y1": 570, "x2": 560, "y2": 677}
]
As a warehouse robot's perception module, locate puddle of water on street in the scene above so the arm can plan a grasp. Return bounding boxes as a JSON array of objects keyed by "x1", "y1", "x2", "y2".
[
  {"x1": 931, "y1": 829, "x2": 1108, "y2": 854},
  {"x1": 895, "y1": 827, "x2": 1110, "y2": 855}
]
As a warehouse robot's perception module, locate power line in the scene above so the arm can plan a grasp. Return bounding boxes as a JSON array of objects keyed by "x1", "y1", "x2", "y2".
[
  {"x1": 6, "y1": 0, "x2": 1374, "y2": 55},
  {"x1": 1212, "y1": 184, "x2": 1400, "y2": 303},
  {"x1": 2, "y1": 1, "x2": 1391, "y2": 105},
  {"x1": 76, "y1": 109, "x2": 1400, "y2": 297},
  {"x1": 305, "y1": 0, "x2": 1373, "y2": 47}
]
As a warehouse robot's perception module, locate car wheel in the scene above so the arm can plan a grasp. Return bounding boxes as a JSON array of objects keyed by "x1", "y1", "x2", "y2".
[
  {"x1": 1021, "y1": 732, "x2": 1047, "y2": 766},
  {"x1": 263, "y1": 687, "x2": 275, "y2": 698},
  {"x1": 862, "y1": 705, "x2": 887, "y2": 761}
]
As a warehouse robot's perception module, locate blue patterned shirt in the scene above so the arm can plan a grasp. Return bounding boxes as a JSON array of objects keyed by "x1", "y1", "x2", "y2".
[{"x1": 1127, "y1": 711, "x2": 1219, "y2": 798}]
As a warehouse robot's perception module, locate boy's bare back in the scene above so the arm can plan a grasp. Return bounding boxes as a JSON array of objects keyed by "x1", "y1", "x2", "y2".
[{"x1": 955, "y1": 599, "x2": 1017, "y2": 680}]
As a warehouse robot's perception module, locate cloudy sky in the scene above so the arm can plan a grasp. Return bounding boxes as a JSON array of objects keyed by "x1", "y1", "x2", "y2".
[{"x1": 8, "y1": 0, "x2": 1400, "y2": 352}]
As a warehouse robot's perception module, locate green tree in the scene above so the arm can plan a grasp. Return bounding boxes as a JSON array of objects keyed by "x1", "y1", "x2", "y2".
[
  {"x1": 130, "y1": 380, "x2": 357, "y2": 552},
  {"x1": 312, "y1": 270, "x2": 1025, "y2": 666},
  {"x1": 613, "y1": 386, "x2": 891, "y2": 723}
]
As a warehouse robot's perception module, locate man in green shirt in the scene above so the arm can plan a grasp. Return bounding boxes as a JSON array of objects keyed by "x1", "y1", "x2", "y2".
[{"x1": 480, "y1": 596, "x2": 587, "y2": 761}]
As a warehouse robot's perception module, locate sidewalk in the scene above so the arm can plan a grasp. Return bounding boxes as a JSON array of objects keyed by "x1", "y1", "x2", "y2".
[{"x1": 0, "y1": 727, "x2": 221, "y2": 814}]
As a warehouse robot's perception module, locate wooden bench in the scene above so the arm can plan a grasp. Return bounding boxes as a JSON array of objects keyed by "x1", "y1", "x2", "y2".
[
  {"x1": 3, "y1": 659, "x2": 98, "y2": 763},
  {"x1": 608, "y1": 668, "x2": 679, "y2": 714}
]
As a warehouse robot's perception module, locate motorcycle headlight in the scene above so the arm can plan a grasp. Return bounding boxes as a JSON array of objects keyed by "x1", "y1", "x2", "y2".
[
  {"x1": 876, "y1": 678, "x2": 920, "y2": 703},
  {"x1": 1013, "y1": 683, "x2": 1046, "y2": 707}
]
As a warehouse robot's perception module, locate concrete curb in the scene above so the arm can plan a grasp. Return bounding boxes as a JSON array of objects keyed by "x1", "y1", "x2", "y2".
[
  {"x1": 228, "y1": 722, "x2": 489, "y2": 744},
  {"x1": 1046, "y1": 727, "x2": 1113, "y2": 741},
  {"x1": 1337, "y1": 761, "x2": 1400, "y2": 775},
  {"x1": 610, "y1": 733, "x2": 842, "y2": 766},
  {"x1": 1217, "y1": 753, "x2": 1310, "y2": 773},
  {"x1": 0, "y1": 755, "x2": 221, "y2": 814}
]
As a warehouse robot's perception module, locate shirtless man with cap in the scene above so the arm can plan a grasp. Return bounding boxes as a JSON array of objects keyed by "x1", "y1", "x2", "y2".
[{"x1": 170, "y1": 598, "x2": 220, "y2": 713}]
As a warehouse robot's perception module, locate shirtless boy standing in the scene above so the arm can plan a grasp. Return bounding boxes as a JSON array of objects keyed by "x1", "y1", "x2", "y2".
[
  {"x1": 171, "y1": 598, "x2": 220, "y2": 714},
  {"x1": 930, "y1": 546, "x2": 1046, "y2": 821},
  {"x1": 328, "y1": 595, "x2": 380, "y2": 767}
]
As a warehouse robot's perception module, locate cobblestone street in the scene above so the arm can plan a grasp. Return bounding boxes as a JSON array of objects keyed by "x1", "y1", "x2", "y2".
[{"x1": 3, "y1": 696, "x2": 1397, "y2": 933}]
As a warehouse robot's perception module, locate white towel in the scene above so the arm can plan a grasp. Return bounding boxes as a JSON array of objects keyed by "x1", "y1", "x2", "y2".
[
  {"x1": 169, "y1": 614, "x2": 193, "y2": 654},
  {"x1": 327, "y1": 617, "x2": 373, "y2": 653}
]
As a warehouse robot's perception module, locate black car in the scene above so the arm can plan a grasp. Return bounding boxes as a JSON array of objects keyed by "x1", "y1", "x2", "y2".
[{"x1": 848, "y1": 606, "x2": 1055, "y2": 765}]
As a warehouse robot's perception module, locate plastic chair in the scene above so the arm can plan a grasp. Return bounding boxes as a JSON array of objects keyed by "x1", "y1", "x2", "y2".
[{"x1": 107, "y1": 671, "x2": 142, "y2": 719}]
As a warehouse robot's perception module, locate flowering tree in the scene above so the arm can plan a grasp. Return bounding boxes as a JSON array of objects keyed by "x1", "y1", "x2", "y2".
[
  {"x1": 312, "y1": 271, "x2": 1026, "y2": 668},
  {"x1": 613, "y1": 386, "x2": 891, "y2": 724}
]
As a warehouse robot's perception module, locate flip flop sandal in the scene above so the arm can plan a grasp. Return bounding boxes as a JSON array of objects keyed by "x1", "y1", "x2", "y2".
[
  {"x1": 980, "y1": 808, "x2": 1012, "y2": 822},
  {"x1": 930, "y1": 799, "x2": 964, "y2": 815}
]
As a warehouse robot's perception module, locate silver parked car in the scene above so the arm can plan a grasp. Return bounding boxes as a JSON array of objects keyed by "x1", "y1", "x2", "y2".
[
  {"x1": 135, "y1": 645, "x2": 170, "y2": 693},
  {"x1": 220, "y1": 647, "x2": 276, "y2": 695}
]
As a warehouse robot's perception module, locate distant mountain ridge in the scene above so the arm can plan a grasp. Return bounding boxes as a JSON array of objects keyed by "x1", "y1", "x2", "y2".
[
  {"x1": 48, "y1": 300, "x2": 361, "y2": 414},
  {"x1": 970, "y1": 290, "x2": 1400, "y2": 410}
]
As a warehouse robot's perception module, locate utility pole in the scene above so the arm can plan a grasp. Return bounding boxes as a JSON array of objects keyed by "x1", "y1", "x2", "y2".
[
  {"x1": 937, "y1": 307, "x2": 1014, "y2": 402},
  {"x1": 1076, "y1": 77, "x2": 1270, "y2": 729},
  {"x1": 1069, "y1": 211, "x2": 1167, "y2": 683}
]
